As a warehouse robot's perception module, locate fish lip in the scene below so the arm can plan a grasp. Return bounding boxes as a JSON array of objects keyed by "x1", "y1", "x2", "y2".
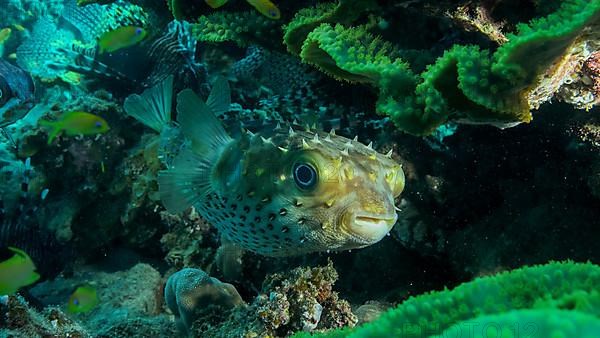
[
  {"x1": 353, "y1": 213, "x2": 397, "y2": 224},
  {"x1": 347, "y1": 212, "x2": 398, "y2": 243}
]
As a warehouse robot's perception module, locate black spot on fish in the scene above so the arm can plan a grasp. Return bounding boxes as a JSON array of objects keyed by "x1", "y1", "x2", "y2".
[
  {"x1": 279, "y1": 208, "x2": 287, "y2": 216},
  {"x1": 282, "y1": 226, "x2": 289, "y2": 233},
  {"x1": 236, "y1": 194, "x2": 242, "y2": 201},
  {"x1": 240, "y1": 215, "x2": 246, "y2": 221},
  {"x1": 231, "y1": 203, "x2": 237, "y2": 210},
  {"x1": 255, "y1": 205, "x2": 262, "y2": 212},
  {"x1": 267, "y1": 223, "x2": 274, "y2": 230},
  {"x1": 254, "y1": 216, "x2": 261, "y2": 223},
  {"x1": 243, "y1": 206, "x2": 250, "y2": 213},
  {"x1": 272, "y1": 234, "x2": 280, "y2": 240},
  {"x1": 268, "y1": 213, "x2": 276, "y2": 221},
  {"x1": 259, "y1": 228, "x2": 266, "y2": 234}
]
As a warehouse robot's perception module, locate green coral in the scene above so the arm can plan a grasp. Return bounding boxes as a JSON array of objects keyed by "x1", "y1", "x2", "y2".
[
  {"x1": 283, "y1": 0, "x2": 378, "y2": 55},
  {"x1": 191, "y1": 11, "x2": 280, "y2": 47},
  {"x1": 433, "y1": 309, "x2": 600, "y2": 338},
  {"x1": 294, "y1": 261, "x2": 600, "y2": 337},
  {"x1": 300, "y1": 24, "x2": 416, "y2": 89},
  {"x1": 296, "y1": 0, "x2": 600, "y2": 135}
]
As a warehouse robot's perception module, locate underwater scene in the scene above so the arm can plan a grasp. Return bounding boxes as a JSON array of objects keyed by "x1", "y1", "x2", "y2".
[{"x1": 0, "y1": 0, "x2": 599, "y2": 337}]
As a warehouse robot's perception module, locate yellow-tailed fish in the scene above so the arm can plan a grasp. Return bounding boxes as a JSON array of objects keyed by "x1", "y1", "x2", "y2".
[
  {"x1": 38, "y1": 111, "x2": 110, "y2": 144},
  {"x1": 98, "y1": 26, "x2": 147, "y2": 54},
  {"x1": 0, "y1": 247, "x2": 40, "y2": 295},
  {"x1": 0, "y1": 28, "x2": 12, "y2": 45},
  {"x1": 67, "y1": 285, "x2": 99, "y2": 313},
  {"x1": 205, "y1": 0, "x2": 229, "y2": 9},
  {"x1": 155, "y1": 78, "x2": 405, "y2": 257},
  {"x1": 246, "y1": 0, "x2": 280, "y2": 19}
]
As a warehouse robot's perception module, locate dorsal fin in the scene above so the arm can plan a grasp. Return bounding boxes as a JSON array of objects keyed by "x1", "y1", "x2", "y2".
[
  {"x1": 158, "y1": 84, "x2": 233, "y2": 214},
  {"x1": 176, "y1": 88, "x2": 232, "y2": 155}
]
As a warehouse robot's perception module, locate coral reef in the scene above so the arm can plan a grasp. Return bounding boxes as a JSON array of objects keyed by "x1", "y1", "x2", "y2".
[
  {"x1": 191, "y1": 11, "x2": 279, "y2": 47},
  {"x1": 190, "y1": 261, "x2": 357, "y2": 337},
  {"x1": 29, "y1": 263, "x2": 178, "y2": 337},
  {"x1": 160, "y1": 207, "x2": 220, "y2": 270},
  {"x1": 0, "y1": 294, "x2": 88, "y2": 337},
  {"x1": 295, "y1": 261, "x2": 600, "y2": 337},
  {"x1": 257, "y1": 260, "x2": 357, "y2": 335},
  {"x1": 164, "y1": 267, "x2": 244, "y2": 333},
  {"x1": 0, "y1": 0, "x2": 598, "y2": 337}
]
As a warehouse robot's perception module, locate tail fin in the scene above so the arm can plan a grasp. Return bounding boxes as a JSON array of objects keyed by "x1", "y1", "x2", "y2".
[
  {"x1": 38, "y1": 120, "x2": 61, "y2": 144},
  {"x1": 123, "y1": 75, "x2": 174, "y2": 133},
  {"x1": 158, "y1": 80, "x2": 232, "y2": 214}
]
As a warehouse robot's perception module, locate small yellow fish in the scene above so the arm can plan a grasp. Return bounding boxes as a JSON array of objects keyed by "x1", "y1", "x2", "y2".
[
  {"x1": 246, "y1": 0, "x2": 280, "y2": 19},
  {"x1": 12, "y1": 24, "x2": 26, "y2": 32},
  {"x1": 205, "y1": 0, "x2": 228, "y2": 9},
  {"x1": 0, "y1": 28, "x2": 12, "y2": 44},
  {"x1": 67, "y1": 285, "x2": 99, "y2": 313},
  {"x1": 39, "y1": 111, "x2": 110, "y2": 144},
  {"x1": 0, "y1": 247, "x2": 40, "y2": 295},
  {"x1": 98, "y1": 26, "x2": 147, "y2": 54}
]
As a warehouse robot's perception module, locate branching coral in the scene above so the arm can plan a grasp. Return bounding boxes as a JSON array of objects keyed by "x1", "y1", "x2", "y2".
[
  {"x1": 294, "y1": 261, "x2": 600, "y2": 337},
  {"x1": 191, "y1": 11, "x2": 280, "y2": 47}
]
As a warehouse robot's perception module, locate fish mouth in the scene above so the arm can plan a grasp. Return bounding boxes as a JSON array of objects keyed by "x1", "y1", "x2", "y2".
[{"x1": 349, "y1": 213, "x2": 398, "y2": 243}]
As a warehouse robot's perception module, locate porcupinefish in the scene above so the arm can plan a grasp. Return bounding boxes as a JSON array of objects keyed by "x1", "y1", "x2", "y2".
[{"x1": 124, "y1": 78, "x2": 405, "y2": 257}]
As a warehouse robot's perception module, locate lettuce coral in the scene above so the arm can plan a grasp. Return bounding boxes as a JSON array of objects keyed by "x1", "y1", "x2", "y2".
[
  {"x1": 293, "y1": 261, "x2": 600, "y2": 337},
  {"x1": 283, "y1": 0, "x2": 378, "y2": 55},
  {"x1": 296, "y1": 0, "x2": 600, "y2": 135}
]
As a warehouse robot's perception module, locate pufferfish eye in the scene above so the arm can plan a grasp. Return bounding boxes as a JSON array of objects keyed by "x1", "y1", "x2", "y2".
[{"x1": 293, "y1": 163, "x2": 318, "y2": 190}]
